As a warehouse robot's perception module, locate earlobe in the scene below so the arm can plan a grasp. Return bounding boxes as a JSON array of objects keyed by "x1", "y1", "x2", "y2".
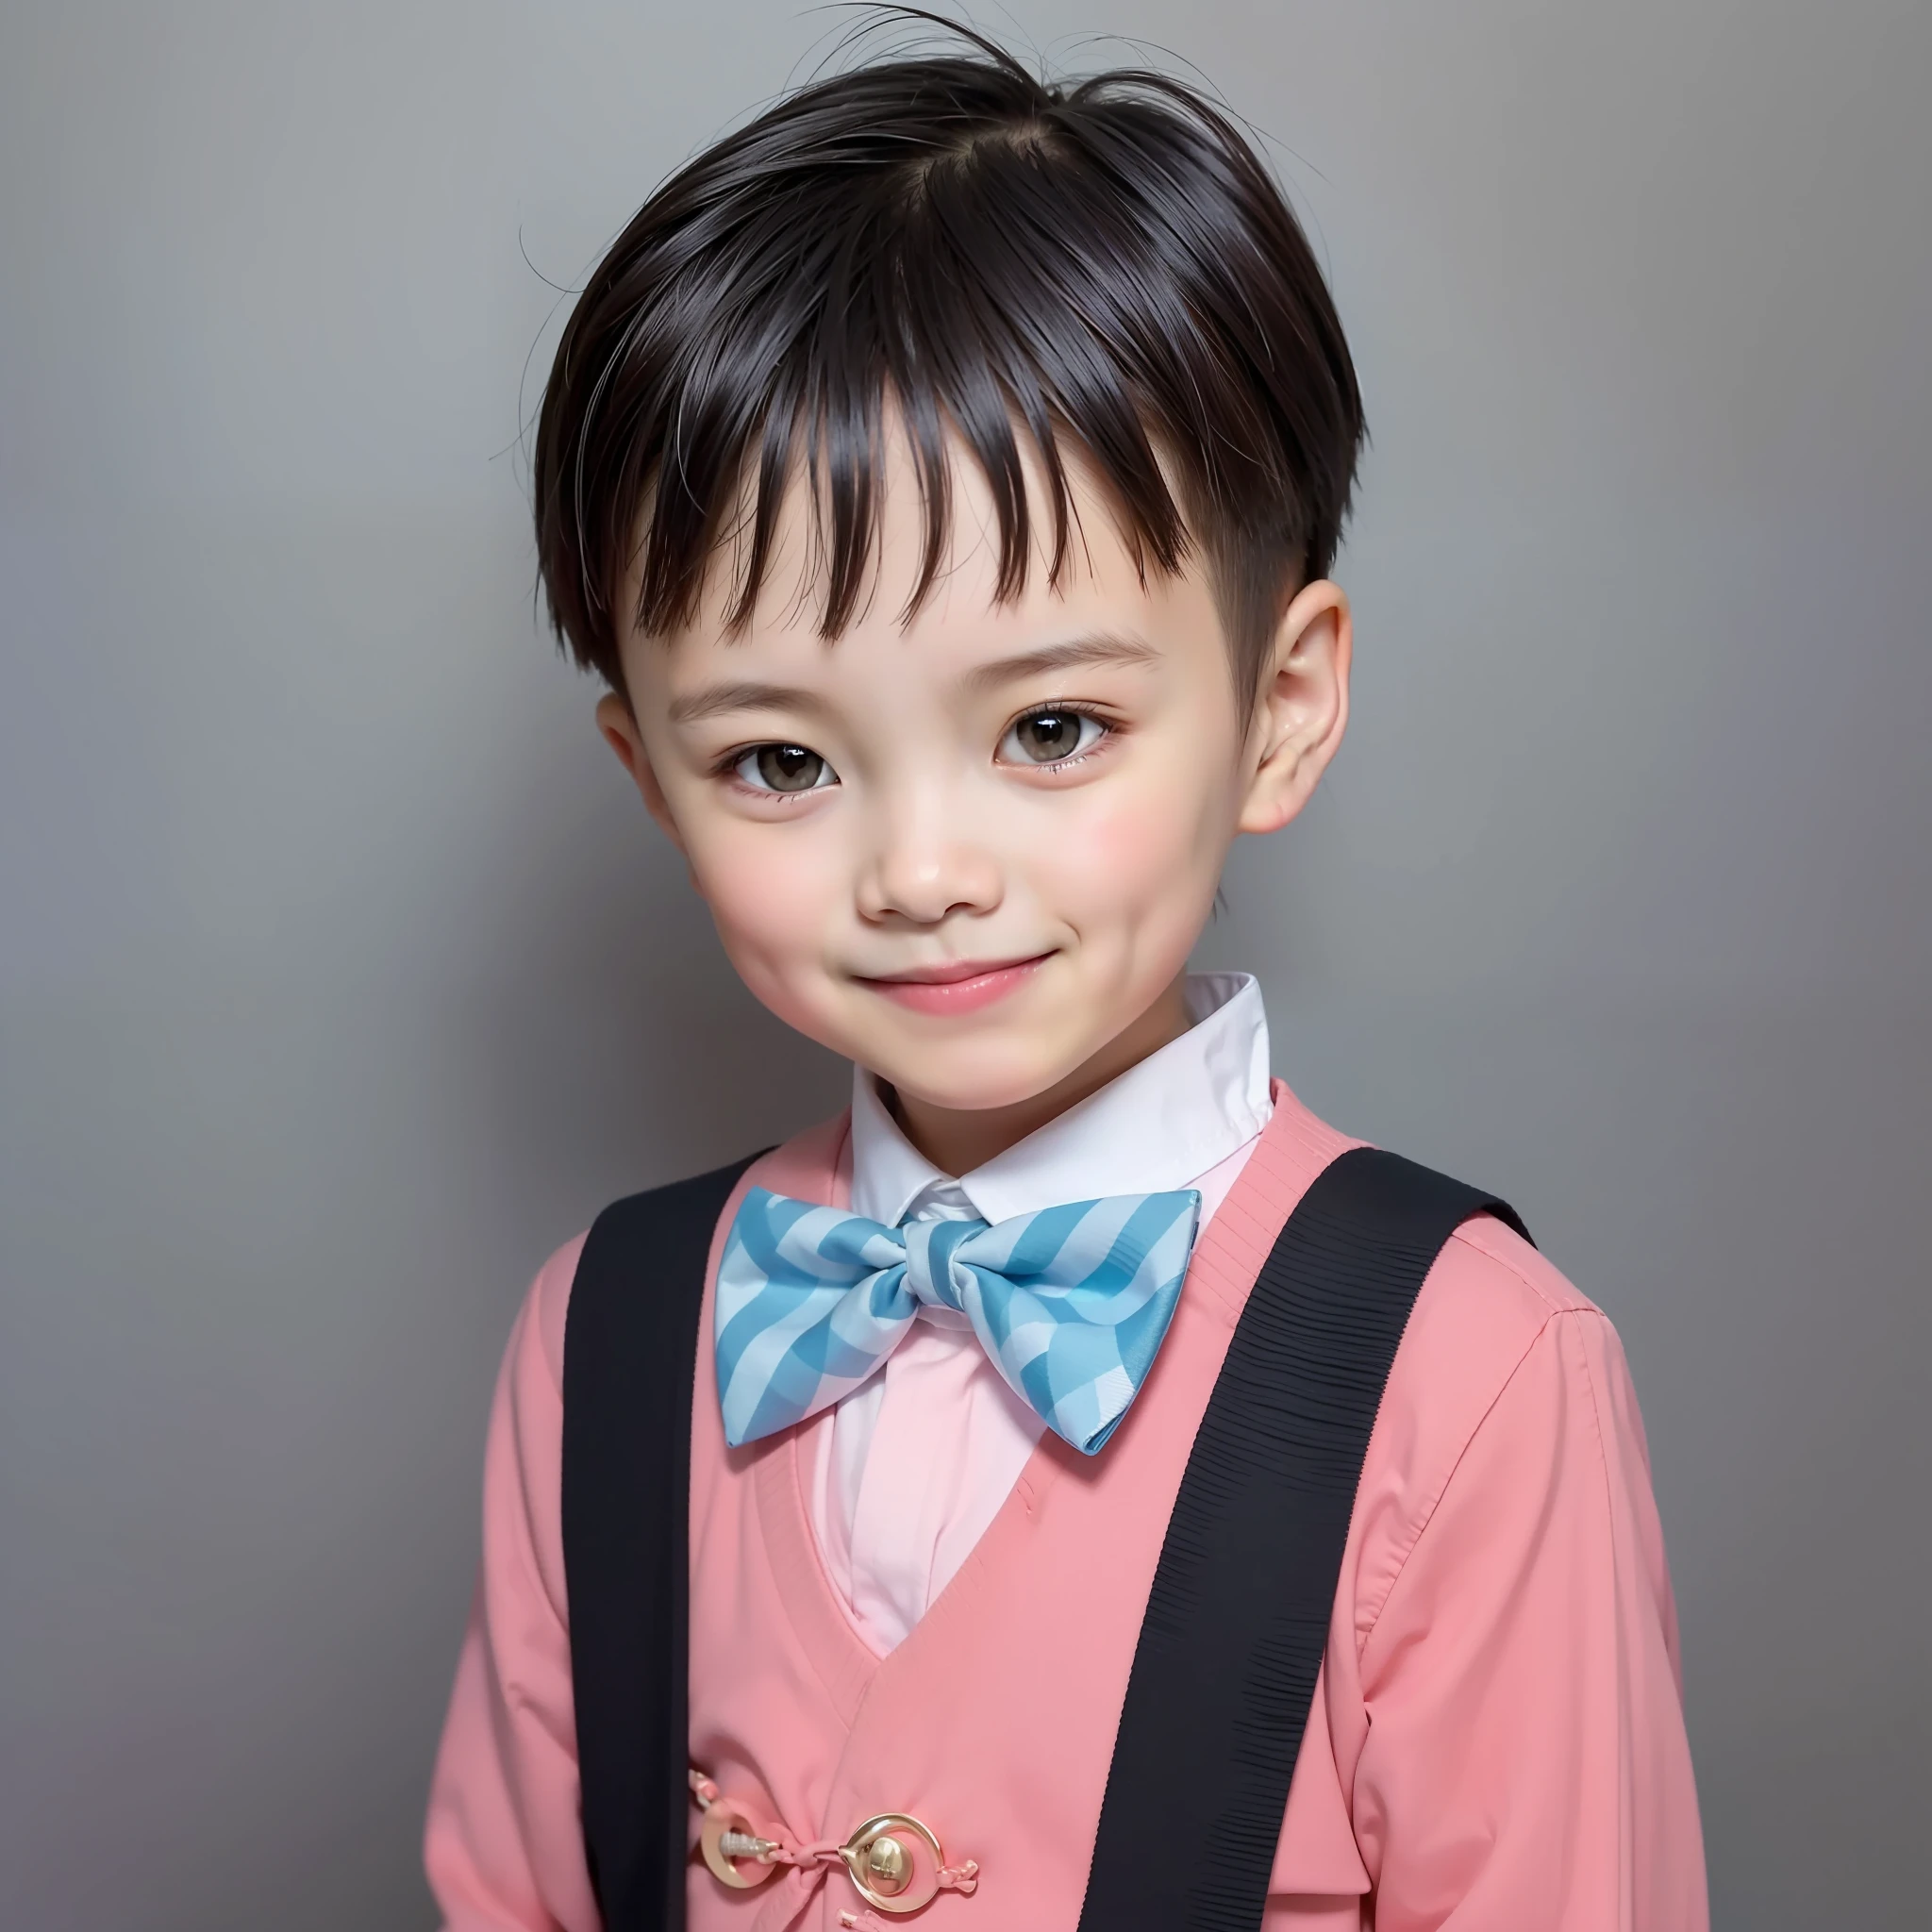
[
  {"x1": 595, "y1": 690, "x2": 688, "y2": 855},
  {"x1": 1237, "y1": 580, "x2": 1352, "y2": 837}
]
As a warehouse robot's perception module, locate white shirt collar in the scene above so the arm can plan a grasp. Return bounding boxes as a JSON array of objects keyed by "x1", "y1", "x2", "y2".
[{"x1": 848, "y1": 971, "x2": 1272, "y2": 1226}]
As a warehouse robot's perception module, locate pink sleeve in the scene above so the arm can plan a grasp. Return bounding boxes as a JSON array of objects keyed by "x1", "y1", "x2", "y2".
[
  {"x1": 423, "y1": 1238, "x2": 600, "y2": 1932},
  {"x1": 1349, "y1": 1305, "x2": 1707, "y2": 1930}
]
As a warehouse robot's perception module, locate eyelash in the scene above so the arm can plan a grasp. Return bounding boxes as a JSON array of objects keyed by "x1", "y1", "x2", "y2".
[
  {"x1": 711, "y1": 743, "x2": 835, "y2": 798},
  {"x1": 997, "y1": 702, "x2": 1116, "y2": 771}
]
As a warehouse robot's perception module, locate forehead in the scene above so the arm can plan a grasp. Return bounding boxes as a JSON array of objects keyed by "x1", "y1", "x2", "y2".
[{"x1": 624, "y1": 420, "x2": 1206, "y2": 688}]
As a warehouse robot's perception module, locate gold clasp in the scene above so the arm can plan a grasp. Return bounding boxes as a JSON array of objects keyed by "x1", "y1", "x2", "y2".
[
  {"x1": 691, "y1": 1768, "x2": 962, "y2": 1914},
  {"x1": 698, "y1": 1799, "x2": 781, "y2": 1890},
  {"x1": 838, "y1": 1812, "x2": 946, "y2": 1914}
]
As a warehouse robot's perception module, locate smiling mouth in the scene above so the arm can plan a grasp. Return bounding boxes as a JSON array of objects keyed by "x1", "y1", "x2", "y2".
[{"x1": 855, "y1": 953, "x2": 1054, "y2": 1015}]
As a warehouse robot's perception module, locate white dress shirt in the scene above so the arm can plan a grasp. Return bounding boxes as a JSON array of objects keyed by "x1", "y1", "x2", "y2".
[{"x1": 801, "y1": 971, "x2": 1274, "y2": 1654}]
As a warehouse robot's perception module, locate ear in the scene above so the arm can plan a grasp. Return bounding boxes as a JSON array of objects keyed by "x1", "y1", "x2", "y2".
[
  {"x1": 595, "y1": 690, "x2": 688, "y2": 856},
  {"x1": 1237, "y1": 579, "x2": 1352, "y2": 837}
]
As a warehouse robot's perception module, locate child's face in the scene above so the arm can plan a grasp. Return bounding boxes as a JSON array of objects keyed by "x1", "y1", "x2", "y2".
[{"x1": 601, "y1": 436, "x2": 1349, "y2": 1121}]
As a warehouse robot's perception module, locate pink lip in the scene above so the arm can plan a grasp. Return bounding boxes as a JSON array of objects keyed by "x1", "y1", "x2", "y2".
[{"x1": 858, "y1": 954, "x2": 1052, "y2": 1016}]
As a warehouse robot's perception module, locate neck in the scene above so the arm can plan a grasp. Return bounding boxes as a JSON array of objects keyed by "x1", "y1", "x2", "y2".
[{"x1": 884, "y1": 974, "x2": 1194, "y2": 1177}]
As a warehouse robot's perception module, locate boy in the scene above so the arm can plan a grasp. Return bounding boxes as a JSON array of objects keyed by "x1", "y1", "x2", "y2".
[{"x1": 425, "y1": 30, "x2": 1707, "y2": 1932}]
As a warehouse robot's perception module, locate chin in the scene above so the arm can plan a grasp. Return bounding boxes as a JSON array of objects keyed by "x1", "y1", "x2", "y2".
[{"x1": 877, "y1": 1038, "x2": 1085, "y2": 1116}]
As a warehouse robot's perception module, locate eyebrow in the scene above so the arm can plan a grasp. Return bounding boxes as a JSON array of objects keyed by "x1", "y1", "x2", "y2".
[
  {"x1": 665, "y1": 679, "x2": 829, "y2": 726},
  {"x1": 962, "y1": 633, "x2": 1163, "y2": 692},
  {"x1": 665, "y1": 633, "x2": 1162, "y2": 726}
]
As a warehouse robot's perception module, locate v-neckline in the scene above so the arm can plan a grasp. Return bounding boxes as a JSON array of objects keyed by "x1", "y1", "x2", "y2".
[
  {"x1": 748, "y1": 1086, "x2": 1301, "y2": 1720},
  {"x1": 754, "y1": 1384, "x2": 1074, "y2": 1716}
]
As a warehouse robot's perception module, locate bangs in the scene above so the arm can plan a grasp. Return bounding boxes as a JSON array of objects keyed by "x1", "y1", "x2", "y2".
[
  {"x1": 537, "y1": 37, "x2": 1362, "y2": 691},
  {"x1": 694, "y1": 398, "x2": 1149, "y2": 646},
  {"x1": 639, "y1": 115, "x2": 1201, "y2": 641}
]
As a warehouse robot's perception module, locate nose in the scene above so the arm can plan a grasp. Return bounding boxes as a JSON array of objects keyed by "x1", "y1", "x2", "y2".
[{"x1": 856, "y1": 791, "x2": 1003, "y2": 926}]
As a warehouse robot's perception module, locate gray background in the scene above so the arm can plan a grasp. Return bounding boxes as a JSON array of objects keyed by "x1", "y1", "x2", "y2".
[{"x1": 3, "y1": 2, "x2": 1926, "y2": 1925}]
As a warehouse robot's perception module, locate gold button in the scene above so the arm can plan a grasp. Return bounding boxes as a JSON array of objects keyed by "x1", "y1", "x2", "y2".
[
  {"x1": 840, "y1": 1812, "x2": 945, "y2": 1913},
  {"x1": 863, "y1": 1833, "x2": 909, "y2": 1895}
]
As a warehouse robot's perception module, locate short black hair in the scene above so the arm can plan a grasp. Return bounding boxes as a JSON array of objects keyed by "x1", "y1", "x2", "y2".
[{"x1": 534, "y1": 20, "x2": 1364, "y2": 712}]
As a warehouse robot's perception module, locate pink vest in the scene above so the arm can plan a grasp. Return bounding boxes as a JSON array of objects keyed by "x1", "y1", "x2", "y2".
[
  {"x1": 422, "y1": 1076, "x2": 1707, "y2": 1932},
  {"x1": 686, "y1": 1087, "x2": 1471, "y2": 1929}
]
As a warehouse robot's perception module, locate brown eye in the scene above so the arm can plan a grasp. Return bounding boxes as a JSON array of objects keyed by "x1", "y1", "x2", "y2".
[
  {"x1": 735, "y1": 743, "x2": 834, "y2": 793},
  {"x1": 999, "y1": 708, "x2": 1105, "y2": 766}
]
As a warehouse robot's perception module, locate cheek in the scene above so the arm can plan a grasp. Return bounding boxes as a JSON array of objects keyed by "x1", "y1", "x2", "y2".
[
  {"x1": 684, "y1": 823, "x2": 840, "y2": 1005},
  {"x1": 1033, "y1": 756, "x2": 1228, "y2": 926}
]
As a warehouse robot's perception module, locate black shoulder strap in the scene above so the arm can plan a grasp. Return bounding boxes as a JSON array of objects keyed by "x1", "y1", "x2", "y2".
[
  {"x1": 560, "y1": 1152, "x2": 762, "y2": 1932},
  {"x1": 1077, "y1": 1145, "x2": 1530, "y2": 1932}
]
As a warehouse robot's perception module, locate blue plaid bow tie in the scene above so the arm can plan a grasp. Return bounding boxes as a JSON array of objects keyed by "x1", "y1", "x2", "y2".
[{"x1": 714, "y1": 1186, "x2": 1202, "y2": 1454}]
